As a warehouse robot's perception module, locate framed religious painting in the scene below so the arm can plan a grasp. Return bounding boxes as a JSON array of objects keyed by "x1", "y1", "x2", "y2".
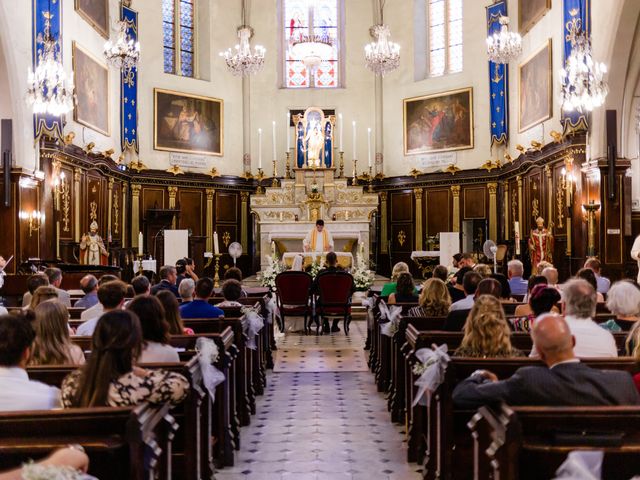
[
  {"x1": 403, "y1": 87, "x2": 474, "y2": 155},
  {"x1": 72, "y1": 42, "x2": 110, "y2": 136},
  {"x1": 518, "y1": 40, "x2": 553, "y2": 132},
  {"x1": 75, "y1": 0, "x2": 109, "y2": 38},
  {"x1": 519, "y1": 0, "x2": 551, "y2": 34},
  {"x1": 154, "y1": 89, "x2": 224, "y2": 156}
]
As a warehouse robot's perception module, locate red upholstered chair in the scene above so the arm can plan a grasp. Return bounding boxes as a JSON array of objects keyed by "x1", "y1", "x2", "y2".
[
  {"x1": 314, "y1": 271, "x2": 355, "y2": 334},
  {"x1": 275, "y1": 271, "x2": 313, "y2": 332}
]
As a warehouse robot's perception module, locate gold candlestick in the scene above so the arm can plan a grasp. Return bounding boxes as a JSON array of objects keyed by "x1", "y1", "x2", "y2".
[
  {"x1": 213, "y1": 253, "x2": 221, "y2": 288},
  {"x1": 272, "y1": 159, "x2": 278, "y2": 187},
  {"x1": 338, "y1": 151, "x2": 344, "y2": 177},
  {"x1": 285, "y1": 151, "x2": 291, "y2": 179},
  {"x1": 368, "y1": 165, "x2": 374, "y2": 193},
  {"x1": 136, "y1": 253, "x2": 143, "y2": 276},
  {"x1": 352, "y1": 158, "x2": 358, "y2": 185},
  {"x1": 256, "y1": 168, "x2": 265, "y2": 194}
]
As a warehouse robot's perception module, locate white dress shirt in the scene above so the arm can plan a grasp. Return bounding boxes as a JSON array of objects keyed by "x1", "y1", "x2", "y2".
[
  {"x1": 0, "y1": 367, "x2": 61, "y2": 411},
  {"x1": 139, "y1": 342, "x2": 180, "y2": 363},
  {"x1": 80, "y1": 303, "x2": 104, "y2": 323},
  {"x1": 529, "y1": 315, "x2": 618, "y2": 358},
  {"x1": 449, "y1": 295, "x2": 474, "y2": 312},
  {"x1": 0, "y1": 306, "x2": 7, "y2": 316}
]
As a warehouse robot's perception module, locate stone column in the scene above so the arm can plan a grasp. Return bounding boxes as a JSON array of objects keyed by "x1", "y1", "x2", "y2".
[
  {"x1": 451, "y1": 185, "x2": 461, "y2": 232},
  {"x1": 502, "y1": 181, "x2": 509, "y2": 240},
  {"x1": 517, "y1": 175, "x2": 524, "y2": 238},
  {"x1": 131, "y1": 184, "x2": 141, "y2": 249},
  {"x1": 168, "y1": 186, "x2": 178, "y2": 228},
  {"x1": 379, "y1": 192, "x2": 388, "y2": 253},
  {"x1": 240, "y1": 191, "x2": 249, "y2": 250},
  {"x1": 206, "y1": 188, "x2": 215, "y2": 252},
  {"x1": 414, "y1": 188, "x2": 423, "y2": 250},
  {"x1": 107, "y1": 178, "x2": 114, "y2": 236},
  {"x1": 487, "y1": 182, "x2": 498, "y2": 242},
  {"x1": 73, "y1": 168, "x2": 82, "y2": 242}
]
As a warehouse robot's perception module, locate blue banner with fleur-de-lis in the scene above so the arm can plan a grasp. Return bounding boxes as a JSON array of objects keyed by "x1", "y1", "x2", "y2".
[
  {"x1": 561, "y1": 0, "x2": 591, "y2": 134},
  {"x1": 32, "y1": 0, "x2": 65, "y2": 141},
  {"x1": 486, "y1": 1, "x2": 509, "y2": 147},
  {"x1": 121, "y1": 4, "x2": 139, "y2": 153}
]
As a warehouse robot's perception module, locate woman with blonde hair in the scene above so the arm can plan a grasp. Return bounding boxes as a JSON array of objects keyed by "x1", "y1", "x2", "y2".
[
  {"x1": 381, "y1": 262, "x2": 412, "y2": 297},
  {"x1": 454, "y1": 295, "x2": 523, "y2": 358},
  {"x1": 409, "y1": 278, "x2": 451, "y2": 317},
  {"x1": 29, "y1": 286, "x2": 59, "y2": 310},
  {"x1": 30, "y1": 301, "x2": 85, "y2": 366}
]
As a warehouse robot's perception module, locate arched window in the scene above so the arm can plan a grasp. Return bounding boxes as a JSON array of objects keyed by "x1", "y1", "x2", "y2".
[
  {"x1": 428, "y1": 0, "x2": 462, "y2": 77},
  {"x1": 283, "y1": 0, "x2": 341, "y2": 88},
  {"x1": 163, "y1": 0, "x2": 196, "y2": 77}
]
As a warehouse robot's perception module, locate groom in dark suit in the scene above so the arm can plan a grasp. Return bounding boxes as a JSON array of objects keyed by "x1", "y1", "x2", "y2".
[{"x1": 453, "y1": 313, "x2": 639, "y2": 409}]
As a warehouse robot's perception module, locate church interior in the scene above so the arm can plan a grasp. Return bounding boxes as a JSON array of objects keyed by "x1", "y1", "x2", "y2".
[{"x1": 1, "y1": 0, "x2": 640, "y2": 478}]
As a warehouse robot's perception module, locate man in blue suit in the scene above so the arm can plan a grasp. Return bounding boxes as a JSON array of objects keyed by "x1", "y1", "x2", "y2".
[{"x1": 179, "y1": 277, "x2": 223, "y2": 319}]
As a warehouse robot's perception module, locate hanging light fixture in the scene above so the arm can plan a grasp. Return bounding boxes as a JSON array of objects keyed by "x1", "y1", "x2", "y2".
[
  {"x1": 220, "y1": 0, "x2": 265, "y2": 76},
  {"x1": 290, "y1": 34, "x2": 333, "y2": 72},
  {"x1": 26, "y1": 12, "x2": 75, "y2": 116},
  {"x1": 486, "y1": 16, "x2": 522, "y2": 64},
  {"x1": 364, "y1": 0, "x2": 400, "y2": 75},
  {"x1": 559, "y1": 27, "x2": 608, "y2": 113},
  {"x1": 103, "y1": 19, "x2": 140, "y2": 73}
]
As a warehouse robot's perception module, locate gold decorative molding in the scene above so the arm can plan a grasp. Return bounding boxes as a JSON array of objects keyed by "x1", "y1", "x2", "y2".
[
  {"x1": 502, "y1": 180, "x2": 509, "y2": 240},
  {"x1": 530, "y1": 140, "x2": 543, "y2": 152},
  {"x1": 504, "y1": 153, "x2": 514, "y2": 163},
  {"x1": 166, "y1": 164, "x2": 184, "y2": 176},
  {"x1": 444, "y1": 164, "x2": 461, "y2": 175},
  {"x1": 517, "y1": 175, "x2": 523, "y2": 238},
  {"x1": 205, "y1": 188, "x2": 215, "y2": 251},
  {"x1": 380, "y1": 191, "x2": 388, "y2": 253},
  {"x1": 397, "y1": 230, "x2": 406, "y2": 247},
  {"x1": 487, "y1": 182, "x2": 498, "y2": 241},
  {"x1": 240, "y1": 191, "x2": 249, "y2": 250},
  {"x1": 208, "y1": 167, "x2": 220, "y2": 178},
  {"x1": 550, "y1": 130, "x2": 563, "y2": 143},
  {"x1": 414, "y1": 188, "x2": 424, "y2": 250},
  {"x1": 167, "y1": 186, "x2": 178, "y2": 228},
  {"x1": 131, "y1": 183, "x2": 141, "y2": 248},
  {"x1": 73, "y1": 168, "x2": 82, "y2": 242},
  {"x1": 451, "y1": 185, "x2": 461, "y2": 232},
  {"x1": 409, "y1": 168, "x2": 422, "y2": 178},
  {"x1": 113, "y1": 189, "x2": 120, "y2": 235},
  {"x1": 128, "y1": 160, "x2": 148, "y2": 172},
  {"x1": 480, "y1": 160, "x2": 501, "y2": 172}
]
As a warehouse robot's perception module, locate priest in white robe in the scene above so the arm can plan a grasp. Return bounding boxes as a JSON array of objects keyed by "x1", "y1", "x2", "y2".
[{"x1": 303, "y1": 219, "x2": 334, "y2": 253}]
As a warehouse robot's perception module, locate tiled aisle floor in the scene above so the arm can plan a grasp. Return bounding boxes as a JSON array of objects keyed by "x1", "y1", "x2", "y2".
[{"x1": 215, "y1": 321, "x2": 423, "y2": 480}]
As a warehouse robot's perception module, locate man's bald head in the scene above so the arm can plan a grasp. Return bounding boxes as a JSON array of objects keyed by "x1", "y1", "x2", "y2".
[
  {"x1": 80, "y1": 274, "x2": 98, "y2": 294},
  {"x1": 531, "y1": 313, "x2": 575, "y2": 365}
]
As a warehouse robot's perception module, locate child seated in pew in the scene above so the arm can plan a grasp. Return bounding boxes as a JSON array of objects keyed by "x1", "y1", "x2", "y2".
[
  {"x1": 216, "y1": 279, "x2": 244, "y2": 308},
  {"x1": 30, "y1": 301, "x2": 85, "y2": 366},
  {"x1": 61, "y1": 310, "x2": 188, "y2": 408},
  {"x1": 156, "y1": 290, "x2": 194, "y2": 335},
  {"x1": 127, "y1": 296, "x2": 180, "y2": 363}
]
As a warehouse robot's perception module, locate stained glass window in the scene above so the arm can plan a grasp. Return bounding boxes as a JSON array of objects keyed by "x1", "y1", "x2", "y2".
[
  {"x1": 283, "y1": 0, "x2": 340, "y2": 88},
  {"x1": 428, "y1": 0, "x2": 462, "y2": 77},
  {"x1": 162, "y1": 0, "x2": 196, "y2": 77}
]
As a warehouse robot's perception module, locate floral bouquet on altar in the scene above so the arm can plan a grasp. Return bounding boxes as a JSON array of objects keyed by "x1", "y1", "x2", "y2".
[
  {"x1": 352, "y1": 249, "x2": 374, "y2": 291},
  {"x1": 260, "y1": 254, "x2": 285, "y2": 291}
]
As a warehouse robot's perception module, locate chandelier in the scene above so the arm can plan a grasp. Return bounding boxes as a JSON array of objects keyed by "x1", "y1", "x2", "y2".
[
  {"x1": 290, "y1": 34, "x2": 333, "y2": 71},
  {"x1": 26, "y1": 13, "x2": 74, "y2": 116},
  {"x1": 486, "y1": 16, "x2": 522, "y2": 64},
  {"x1": 104, "y1": 19, "x2": 140, "y2": 72},
  {"x1": 559, "y1": 29, "x2": 608, "y2": 113},
  {"x1": 220, "y1": 26, "x2": 266, "y2": 76},
  {"x1": 365, "y1": 24, "x2": 400, "y2": 75}
]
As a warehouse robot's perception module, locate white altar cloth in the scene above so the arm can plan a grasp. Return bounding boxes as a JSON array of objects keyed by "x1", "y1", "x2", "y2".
[{"x1": 282, "y1": 252, "x2": 353, "y2": 269}]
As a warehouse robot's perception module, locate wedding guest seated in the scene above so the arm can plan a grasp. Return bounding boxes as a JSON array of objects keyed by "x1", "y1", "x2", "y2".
[
  {"x1": 381, "y1": 262, "x2": 410, "y2": 297},
  {"x1": 61, "y1": 310, "x2": 188, "y2": 407},
  {"x1": 607, "y1": 281, "x2": 640, "y2": 331},
  {"x1": 444, "y1": 277, "x2": 501, "y2": 331},
  {"x1": 575, "y1": 268, "x2": 606, "y2": 302},
  {"x1": 473, "y1": 264, "x2": 492, "y2": 278},
  {"x1": 447, "y1": 266, "x2": 470, "y2": 303},
  {"x1": 432, "y1": 265, "x2": 449, "y2": 283},
  {"x1": 74, "y1": 275, "x2": 99, "y2": 309},
  {"x1": 408, "y1": 278, "x2": 451, "y2": 317},
  {"x1": 128, "y1": 295, "x2": 179, "y2": 363},
  {"x1": 0, "y1": 446, "x2": 89, "y2": 478},
  {"x1": 388, "y1": 272, "x2": 419, "y2": 304},
  {"x1": 21, "y1": 273, "x2": 49, "y2": 308},
  {"x1": 509, "y1": 285, "x2": 561, "y2": 332},
  {"x1": 176, "y1": 257, "x2": 199, "y2": 287},
  {"x1": 536, "y1": 260, "x2": 553, "y2": 275},
  {"x1": 454, "y1": 295, "x2": 523, "y2": 358},
  {"x1": 453, "y1": 313, "x2": 639, "y2": 409},
  {"x1": 131, "y1": 275, "x2": 151, "y2": 296},
  {"x1": 43, "y1": 268, "x2": 71, "y2": 307},
  {"x1": 79, "y1": 275, "x2": 119, "y2": 324},
  {"x1": 584, "y1": 257, "x2": 611, "y2": 294},
  {"x1": 179, "y1": 277, "x2": 223, "y2": 319},
  {"x1": 490, "y1": 273, "x2": 515, "y2": 303},
  {"x1": 507, "y1": 260, "x2": 528, "y2": 296},
  {"x1": 541, "y1": 266, "x2": 559, "y2": 287},
  {"x1": 29, "y1": 286, "x2": 59, "y2": 310},
  {"x1": 150, "y1": 266, "x2": 179, "y2": 297},
  {"x1": 322, "y1": 251, "x2": 343, "y2": 272},
  {"x1": 216, "y1": 279, "x2": 244, "y2": 308},
  {"x1": 178, "y1": 277, "x2": 195, "y2": 304},
  {"x1": 625, "y1": 320, "x2": 640, "y2": 392},
  {"x1": 449, "y1": 271, "x2": 481, "y2": 312},
  {"x1": 76, "y1": 280, "x2": 127, "y2": 336},
  {"x1": 514, "y1": 276, "x2": 549, "y2": 316},
  {"x1": 529, "y1": 279, "x2": 617, "y2": 358},
  {"x1": 156, "y1": 290, "x2": 193, "y2": 335},
  {"x1": 0, "y1": 313, "x2": 61, "y2": 411},
  {"x1": 30, "y1": 301, "x2": 85, "y2": 366},
  {"x1": 458, "y1": 253, "x2": 476, "y2": 269}
]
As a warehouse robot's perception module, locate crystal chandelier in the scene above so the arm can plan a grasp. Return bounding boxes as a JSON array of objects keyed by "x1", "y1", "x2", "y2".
[
  {"x1": 486, "y1": 16, "x2": 522, "y2": 64},
  {"x1": 26, "y1": 14, "x2": 74, "y2": 116},
  {"x1": 559, "y1": 28, "x2": 609, "y2": 113},
  {"x1": 365, "y1": 24, "x2": 400, "y2": 75},
  {"x1": 104, "y1": 19, "x2": 140, "y2": 72},
  {"x1": 290, "y1": 34, "x2": 333, "y2": 72},
  {"x1": 220, "y1": 26, "x2": 266, "y2": 76}
]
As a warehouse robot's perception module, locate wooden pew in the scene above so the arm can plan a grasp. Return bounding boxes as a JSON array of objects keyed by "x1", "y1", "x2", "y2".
[
  {"x1": 469, "y1": 404, "x2": 640, "y2": 480},
  {"x1": 0, "y1": 403, "x2": 175, "y2": 480},
  {"x1": 7, "y1": 306, "x2": 86, "y2": 319}
]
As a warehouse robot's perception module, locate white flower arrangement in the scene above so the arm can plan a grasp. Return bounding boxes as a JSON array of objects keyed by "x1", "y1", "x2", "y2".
[
  {"x1": 352, "y1": 250, "x2": 374, "y2": 290},
  {"x1": 260, "y1": 254, "x2": 286, "y2": 291}
]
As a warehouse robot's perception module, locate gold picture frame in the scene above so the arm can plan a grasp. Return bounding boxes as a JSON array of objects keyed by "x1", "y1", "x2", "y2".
[
  {"x1": 72, "y1": 42, "x2": 111, "y2": 136},
  {"x1": 75, "y1": 0, "x2": 109, "y2": 39},
  {"x1": 518, "y1": 39, "x2": 553, "y2": 133},
  {"x1": 519, "y1": 0, "x2": 551, "y2": 35},
  {"x1": 403, "y1": 87, "x2": 474, "y2": 156},
  {"x1": 154, "y1": 88, "x2": 224, "y2": 157}
]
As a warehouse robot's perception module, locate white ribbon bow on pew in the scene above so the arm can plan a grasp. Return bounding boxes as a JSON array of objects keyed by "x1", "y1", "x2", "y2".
[
  {"x1": 379, "y1": 300, "x2": 402, "y2": 337},
  {"x1": 361, "y1": 297, "x2": 375, "y2": 310},
  {"x1": 412, "y1": 344, "x2": 450, "y2": 407},
  {"x1": 265, "y1": 296, "x2": 278, "y2": 325},
  {"x1": 553, "y1": 451, "x2": 603, "y2": 480},
  {"x1": 196, "y1": 337, "x2": 226, "y2": 402},
  {"x1": 241, "y1": 306, "x2": 264, "y2": 350}
]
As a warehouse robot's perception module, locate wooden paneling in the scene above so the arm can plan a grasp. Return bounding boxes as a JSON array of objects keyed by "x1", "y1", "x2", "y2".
[
  {"x1": 390, "y1": 191, "x2": 413, "y2": 222},
  {"x1": 178, "y1": 189, "x2": 204, "y2": 237},
  {"x1": 218, "y1": 225, "x2": 238, "y2": 251},
  {"x1": 602, "y1": 173, "x2": 624, "y2": 265},
  {"x1": 18, "y1": 184, "x2": 40, "y2": 261},
  {"x1": 425, "y1": 189, "x2": 450, "y2": 234},
  {"x1": 391, "y1": 223, "x2": 413, "y2": 253},
  {"x1": 142, "y1": 187, "x2": 165, "y2": 214},
  {"x1": 524, "y1": 170, "x2": 543, "y2": 232},
  {"x1": 463, "y1": 187, "x2": 486, "y2": 219},
  {"x1": 111, "y1": 181, "x2": 122, "y2": 240},
  {"x1": 216, "y1": 192, "x2": 237, "y2": 223}
]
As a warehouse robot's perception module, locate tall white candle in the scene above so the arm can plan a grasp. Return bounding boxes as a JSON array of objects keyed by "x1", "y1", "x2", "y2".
[
  {"x1": 286, "y1": 112, "x2": 291, "y2": 151},
  {"x1": 352, "y1": 121, "x2": 357, "y2": 159},
  {"x1": 258, "y1": 128, "x2": 262, "y2": 169},
  {"x1": 367, "y1": 127, "x2": 372, "y2": 167},
  {"x1": 138, "y1": 231, "x2": 143, "y2": 255},
  {"x1": 338, "y1": 113, "x2": 343, "y2": 151},
  {"x1": 272, "y1": 120, "x2": 277, "y2": 160},
  {"x1": 213, "y1": 231, "x2": 220, "y2": 255}
]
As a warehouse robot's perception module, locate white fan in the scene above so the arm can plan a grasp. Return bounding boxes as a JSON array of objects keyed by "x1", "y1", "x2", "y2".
[
  {"x1": 483, "y1": 239, "x2": 498, "y2": 273},
  {"x1": 228, "y1": 242, "x2": 243, "y2": 266}
]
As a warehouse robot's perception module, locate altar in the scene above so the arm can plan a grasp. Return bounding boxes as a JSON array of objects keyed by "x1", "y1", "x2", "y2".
[{"x1": 282, "y1": 252, "x2": 353, "y2": 269}]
